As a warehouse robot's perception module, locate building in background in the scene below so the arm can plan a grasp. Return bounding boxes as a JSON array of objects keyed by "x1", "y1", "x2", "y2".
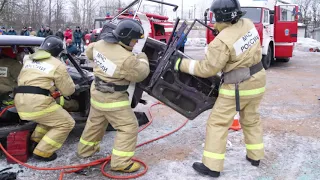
[
  {"x1": 311, "y1": 27, "x2": 320, "y2": 42},
  {"x1": 298, "y1": 23, "x2": 306, "y2": 38}
]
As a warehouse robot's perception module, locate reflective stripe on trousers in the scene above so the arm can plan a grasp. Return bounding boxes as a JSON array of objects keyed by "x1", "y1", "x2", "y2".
[
  {"x1": 42, "y1": 136, "x2": 62, "y2": 148},
  {"x1": 80, "y1": 138, "x2": 100, "y2": 146},
  {"x1": 35, "y1": 126, "x2": 48, "y2": 134},
  {"x1": 219, "y1": 87, "x2": 265, "y2": 96},
  {"x1": 18, "y1": 104, "x2": 61, "y2": 119},
  {"x1": 246, "y1": 143, "x2": 264, "y2": 150},
  {"x1": 203, "y1": 150, "x2": 225, "y2": 160},
  {"x1": 112, "y1": 148, "x2": 135, "y2": 157},
  {"x1": 90, "y1": 98, "x2": 130, "y2": 109},
  {"x1": 32, "y1": 126, "x2": 49, "y2": 142}
]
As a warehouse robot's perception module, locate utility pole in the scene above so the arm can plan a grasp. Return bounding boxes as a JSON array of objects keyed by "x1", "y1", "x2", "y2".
[{"x1": 181, "y1": 0, "x2": 184, "y2": 19}]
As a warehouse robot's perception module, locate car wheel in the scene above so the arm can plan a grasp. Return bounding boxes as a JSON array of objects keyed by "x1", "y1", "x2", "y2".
[{"x1": 262, "y1": 47, "x2": 272, "y2": 70}]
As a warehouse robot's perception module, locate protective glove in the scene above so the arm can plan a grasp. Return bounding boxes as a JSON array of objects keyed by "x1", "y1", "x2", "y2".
[
  {"x1": 136, "y1": 52, "x2": 149, "y2": 62},
  {"x1": 75, "y1": 84, "x2": 80, "y2": 90},
  {"x1": 74, "y1": 84, "x2": 90, "y2": 95},
  {"x1": 169, "y1": 52, "x2": 182, "y2": 71}
]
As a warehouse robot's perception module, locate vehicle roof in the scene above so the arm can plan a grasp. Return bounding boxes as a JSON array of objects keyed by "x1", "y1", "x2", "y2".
[{"x1": 0, "y1": 36, "x2": 44, "y2": 46}]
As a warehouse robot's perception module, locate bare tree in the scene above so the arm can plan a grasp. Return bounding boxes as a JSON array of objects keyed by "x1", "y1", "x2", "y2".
[
  {"x1": 0, "y1": 0, "x2": 130, "y2": 33},
  {"x1": 51, "y1": 0, "x2": 66, "y2": 30},
  {"x1": 70, "y1": 0, "x2": 81, "y2": 27},
  {"x1": 311, "y1": 0, "x2": 320, "y2": 27},
  {"x1": 0, "y1": 0, "x2": 8, "y2": 14},
  {"x1": 87, "y1": 0, "x2": 100, "y2": 29},
  {"x1": 0, "y1": 0, "x2": 46, "y2": 31},
  {"x1": 48, "y1": 0, "x2": 52, "y2": 27},
  {"x1": 294, "y1": 0, "x2": 312, "y2": 20},
  {"x1": 81, "y1": 0, "x2": 86, "y2": 27}
]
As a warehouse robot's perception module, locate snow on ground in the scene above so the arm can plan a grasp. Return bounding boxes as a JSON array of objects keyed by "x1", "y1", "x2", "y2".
[
  {"x1": 184, "y1": 29, "x2": 207, "y2": 47},
  {"x1": 295, "y1": 37, "x2": 320, "y2": 52},
  {"x1": 185, "y1": 38, "x2": 207, "y2": 47},
  {"x1": 1, "y1": 42, "x2": 320, "y2": 180}
]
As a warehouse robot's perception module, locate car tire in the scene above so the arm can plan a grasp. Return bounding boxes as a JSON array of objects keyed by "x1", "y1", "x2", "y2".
[{"x1": 262, "y1": 47, "x2": 272, "y2": 70}]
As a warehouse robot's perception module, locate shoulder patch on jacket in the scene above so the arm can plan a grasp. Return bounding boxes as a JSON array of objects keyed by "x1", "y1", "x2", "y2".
[
  {"x1": 23, "y1": 60, "x2": 54, "y2": 74},
  {"x1": 93, "y1": 49, "x2": 117, "y2": 77},
  {"x1": 0, "y1": 67, "x2": 8, "y2": 77},
  {"x1": 30, "y1": 50, "x2": 51, "y2": 60},
  {"x1": 233, "y1": 28, "x2": 260, "y2": 56}
]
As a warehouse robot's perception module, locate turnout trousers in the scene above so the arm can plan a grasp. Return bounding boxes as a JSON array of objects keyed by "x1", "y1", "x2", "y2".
[
  {"x1": 202, "y1": 96, "x2": 264, "y2": 172},
  {"x1": 30, "y1": 108, "x2": 75, "y2": 158},
  {"x1": 77, "y1": 106, "x2": 138, "y2": 169}
]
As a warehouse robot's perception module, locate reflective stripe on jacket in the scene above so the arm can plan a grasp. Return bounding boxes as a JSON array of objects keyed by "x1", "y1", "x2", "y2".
[
  {"x1": 14, "y1": 51, "x2": 75, "y2": 120},
  {"x1": 179, "y1": 18, "x2": 266, "y2": 99},
  {"x1": 86, "y1": 40, "x2": 150, "y2": 111}
]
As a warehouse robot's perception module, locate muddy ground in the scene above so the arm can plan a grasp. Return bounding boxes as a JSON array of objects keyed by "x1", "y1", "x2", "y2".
[{"x1": 1, "y1": 47, "x2": 320, "y2": 180}]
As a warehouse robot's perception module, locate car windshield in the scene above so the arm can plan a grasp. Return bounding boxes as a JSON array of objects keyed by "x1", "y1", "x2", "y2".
[
  {"x1": 211, "y1": 7, "x2": 262, "y2": 24},
  {"x1": 94, "y1": 20, "x2": 110, "y2": 29},
  {"x1": 94, "y1": 18, "x2": 125, "y2": 29},
  {"x1": 242, "y1": 7, "x2": 262, "y2": 23}
]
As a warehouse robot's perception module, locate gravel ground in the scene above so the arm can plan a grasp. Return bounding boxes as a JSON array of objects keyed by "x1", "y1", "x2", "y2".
[{"x1": 1, "y1": 48, "x2": 320, "y2": 180}]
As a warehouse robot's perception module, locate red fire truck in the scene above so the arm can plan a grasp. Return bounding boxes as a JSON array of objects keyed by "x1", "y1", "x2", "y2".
[
  {"x1": 84, "y1": 0, "x2": 177, "y2": 46},
  {"x1": 205, "y1": 0, "x2": 299, "y2": 69}
]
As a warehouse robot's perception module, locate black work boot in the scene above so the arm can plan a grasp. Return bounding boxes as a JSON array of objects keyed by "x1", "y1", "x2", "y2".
[
  {"x1": 192, "y1": 162, "x2": 220, "y2": 177},
  {"x1": 246, "y1": 156, "x2": 260, "y2": 167},
  {"x1": 33, "y1": 153, "x2": 57, "y2": 162}
]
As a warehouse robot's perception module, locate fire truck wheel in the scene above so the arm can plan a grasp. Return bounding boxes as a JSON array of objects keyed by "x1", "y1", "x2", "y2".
[
  {"x1": 262, "y1": 47, "x2": 272, "y2": 70},
  {"x1": 277, "y1": 58, "x2": 290, "y2": 63}
]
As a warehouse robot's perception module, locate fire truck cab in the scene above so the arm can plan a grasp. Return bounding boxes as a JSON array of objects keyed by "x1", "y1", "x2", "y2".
[
  {"x1": 206, "y1": 0, "x2": 299, "y2": 69},
  {"x1": 84, "y1": 11, "x2": 174, "y2": 46}
]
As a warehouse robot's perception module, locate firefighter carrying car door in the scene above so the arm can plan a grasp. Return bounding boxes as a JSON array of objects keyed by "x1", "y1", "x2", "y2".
[
  {"x1": 172, "y1": 0, "x2": 266, "y2": 177},
  {"x1": 14, "y1": 36, "x2": 78, "y2": 161},
  {"x1": 77, "y1": 19, "x2": 150, "y2": 173}
]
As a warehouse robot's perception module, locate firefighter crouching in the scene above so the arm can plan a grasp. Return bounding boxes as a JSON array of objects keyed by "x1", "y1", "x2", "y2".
[
  {"x1": 172, "y1": 0, "x2": 266, "y2": 177},
  {"x1": 14, "y1": 36, "x2": 76, "y2": 161},
  {"x1": 0, "y1": 47, "x2": 24, "y2": 105},
  {"x1": 77, "y1": 19, "x2": 150, "y2": 173}
]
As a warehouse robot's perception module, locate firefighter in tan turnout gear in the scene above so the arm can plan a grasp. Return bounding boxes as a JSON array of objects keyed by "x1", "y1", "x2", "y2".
[
  {"x1": 77, "y1": 19, "x2": 150, "y2": 173},
  {"x1": 0, "y1": 47, "x2": 24, "y2": 105},
  {"x1": 14, "y1": 36, "x2": 76, "y2": 161},
  {"x1": 173, "y1": 0, "x2": 266, "y2": 177}
]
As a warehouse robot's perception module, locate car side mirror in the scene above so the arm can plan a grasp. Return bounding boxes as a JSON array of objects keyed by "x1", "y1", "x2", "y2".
[{"x1": 270, "y1": 14, "x2": 274, "y2": 24}]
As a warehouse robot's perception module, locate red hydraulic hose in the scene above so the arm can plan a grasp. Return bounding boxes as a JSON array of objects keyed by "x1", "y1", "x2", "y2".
[
  {"x1": 0, "y1": 105, "x2": 15, "y2": 118},
  {"x1": 0, "y1": 102, "x2": 189, "y2": 180}
]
